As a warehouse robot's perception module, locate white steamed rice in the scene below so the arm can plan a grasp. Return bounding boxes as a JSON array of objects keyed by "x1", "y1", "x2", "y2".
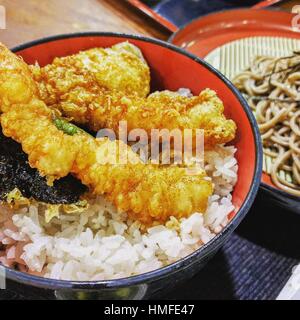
[{"x1": 0, "y1": 145, "x2": 238, "y2": 281}]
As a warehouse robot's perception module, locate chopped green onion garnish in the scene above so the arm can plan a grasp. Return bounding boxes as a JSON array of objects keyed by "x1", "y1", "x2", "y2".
[{"x1": 54, "y1": 118, "x2": 79, "y2": 136}]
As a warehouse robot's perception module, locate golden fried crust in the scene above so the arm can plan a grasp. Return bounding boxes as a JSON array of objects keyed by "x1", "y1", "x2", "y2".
[
  {"x1": 31, "y1": 42, "x2": 150, "y2": 105},
  {"x1": 89, "y1": 89, "x2": 237, "y2": 148},
  {"x1": 0, "y1": 44, "x2": 80, "y2": 180},
  {"x1": 76, "y1": 137, "x2": 213, "y2": 225},
  {"x1": 1, "y1": 102, "x2": 80, "y2": 180},
  {"x1": 0, "y1": 43, "x2": 213, "y2": 225},
  {"x1": 0, "y1": 45, "x2": 37, "y2": 107},
  {"x1": 32, "y1": 43, "x2": 236, "y2": 148}
]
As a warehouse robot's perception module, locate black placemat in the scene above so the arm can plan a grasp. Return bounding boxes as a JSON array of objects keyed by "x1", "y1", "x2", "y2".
[{"x1": 1, "y1": 192, "x2": 299, "y2": 300}]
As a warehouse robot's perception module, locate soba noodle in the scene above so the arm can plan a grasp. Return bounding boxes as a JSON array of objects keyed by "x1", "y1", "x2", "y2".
[{"x1": 233, "y1": 53, "x2": 300, "y2": 196}]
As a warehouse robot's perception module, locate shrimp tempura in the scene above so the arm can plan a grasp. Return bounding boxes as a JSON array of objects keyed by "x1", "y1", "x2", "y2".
[
  {"x1": 0, "y1": 43, "x2": 213, "y2": 225},
  {"x1": 83, "y1": 89, "x2": 237, "y2": 149}
]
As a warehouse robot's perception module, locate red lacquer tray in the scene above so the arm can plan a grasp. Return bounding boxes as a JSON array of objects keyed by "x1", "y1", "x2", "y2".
[{"x1": 126, "y1": 0, "x2": 285, "y2": 33}]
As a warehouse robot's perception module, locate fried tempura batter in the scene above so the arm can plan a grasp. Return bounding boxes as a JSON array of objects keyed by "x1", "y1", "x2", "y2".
[
  {"x1": 87, "y1": 89, "x2": 236, "y2": 149},
  {"x1": 0, "y1": 43, "x2": 213, "y2": 225},
  {"x1": 31, "y1": 42, "x2": 150, "y2": 109},
  {"x1": 32, "y1": 43, "x2": 236, "y2": 149}
]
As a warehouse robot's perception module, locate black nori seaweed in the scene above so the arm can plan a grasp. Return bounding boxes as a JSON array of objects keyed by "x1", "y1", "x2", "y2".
[
  {"x1": 0, "y1": 131, "x2": 87, "y2": 204},
  {"x1": 0, "y1": 154, "x2": 16, "y2": 199}
]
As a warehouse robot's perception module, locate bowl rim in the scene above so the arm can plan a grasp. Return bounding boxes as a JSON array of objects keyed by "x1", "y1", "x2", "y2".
[
  {"x1": 168, "y1": 8, "x2": 296, "y2": 45},
  {"x1": 4, "y1": 32, "x2": 263, "y2": 290}
]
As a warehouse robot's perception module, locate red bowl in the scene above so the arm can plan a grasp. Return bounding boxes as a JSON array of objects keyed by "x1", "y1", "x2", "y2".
[{"x1": 5, "y1": 33, "x2": 262, "y2": 299}]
